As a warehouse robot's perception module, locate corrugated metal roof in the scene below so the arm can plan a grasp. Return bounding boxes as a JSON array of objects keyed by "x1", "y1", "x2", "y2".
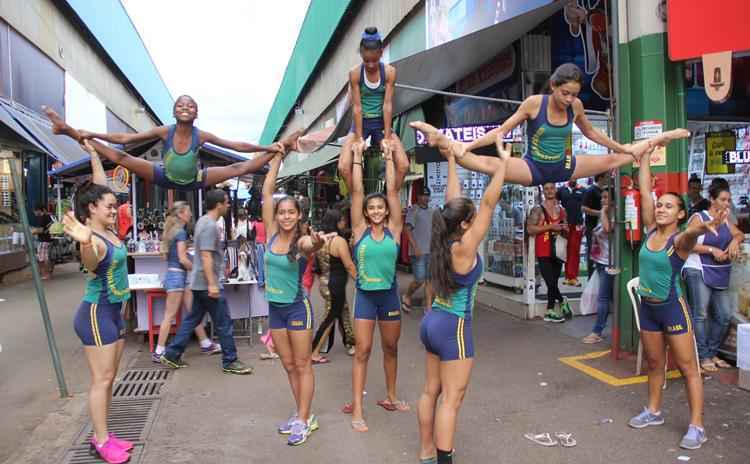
[{"x1": 259, "y1": 0, "x2": 353, "y2": 145}]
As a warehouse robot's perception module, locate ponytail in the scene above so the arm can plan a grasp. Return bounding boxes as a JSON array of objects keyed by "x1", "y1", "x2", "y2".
[{"x1": 429, "y1": 197, "x2": 476, "y2": 299}]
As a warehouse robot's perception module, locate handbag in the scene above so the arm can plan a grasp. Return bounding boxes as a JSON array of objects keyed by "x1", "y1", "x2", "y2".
[{"x1": 541, "y1": 205, "x2": 567, "y2": 263}]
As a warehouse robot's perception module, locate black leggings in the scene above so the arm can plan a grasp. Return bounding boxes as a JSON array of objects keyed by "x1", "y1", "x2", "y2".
[
  {"x1": 312, "y1": 273, "x2": 353, "y2": 351},
  {"x1": 538, "y1": 257, "x2": 564, "y2": 310}
]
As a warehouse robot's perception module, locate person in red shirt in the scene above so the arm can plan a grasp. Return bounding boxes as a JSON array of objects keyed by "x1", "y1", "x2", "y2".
[{"x1": 117, "y1": 200, "x2": 132, "y2": 240}]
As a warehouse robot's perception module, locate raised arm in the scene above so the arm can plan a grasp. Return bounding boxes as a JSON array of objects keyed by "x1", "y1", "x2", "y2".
[
  {"x1": 676, "y1": 210, "x2": 727, "y2": 258},
  {"x1": 462, "y1": 97, "x2": 533, "y2": 152},
  {"x1": 350, "y1": 69, "x2": 364, "y2": 141},
  {"x1": 458, "y1": 141, "x2": 509, "y2": 254},
  {"x1": 384, "y1": 147, "x2": 403, "y2": 236},
  {"x1": 573, "y1": 100, "x2": 629, "y2": 153},
  {"x1": 81, "y1": 126, "x2": 167, "y2": 145},
  {"x1": 81, "y1": 140, "x2": 107, "y2": 186},
  {"x1": 201, "y1": 131, "x2": 283, "y2": 154},
  {"x1": 262, "y1": 153, "x2": 282, "y2": 240},
  {"x1": 350, "y1": 142, "x2": 366, "y2": 236},
  {"x1": 382, "y1": 65, "x2": 396, "y2": 140},
  {"x1": 445, "y1": 149, "x2": 462, "y2": 202},
  {"x1": 638, "y1": 149, "x2": 656, "y2": 231}
]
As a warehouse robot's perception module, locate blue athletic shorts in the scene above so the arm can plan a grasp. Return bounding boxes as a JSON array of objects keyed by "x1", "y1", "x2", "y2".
[
  {"x1": 638, "y1": 294, "x2": 692, "y2": 335},
  {"x1": 164, "y1": 269, "x2": 188, "y2": 292},
  {"x1": 269, "y1": 298, "x2": 313, "y2": 331},
  {"x1": 420, "y1": 310, "x2": 474, "y2": 361},
  {"x1": 153, "y1": 164, "x2": 208, "y2": 191},
  {"x1": 523, "y1": 155, "x2": 577, "y2": 186},
  {"x1": 350, "y1": 117, "x2": 385, "y2": 148},
  {"x1": 411, "y1": 254, "x2": 431, "y2": 282},
  {"x1": 74, "y1": 301, "x2": 126, "y2": 346},
  {"x1": 354, "y1": 286, "x2": 401, "y2": 321}
]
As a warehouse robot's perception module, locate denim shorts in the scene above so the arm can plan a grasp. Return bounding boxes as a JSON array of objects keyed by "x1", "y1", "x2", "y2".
[
  {"x1": 164, "y1": 269, "x2": 188, "y2": 292},
  {"x1": 411, "y1": 254, "x2": 431, "y2": 282}
]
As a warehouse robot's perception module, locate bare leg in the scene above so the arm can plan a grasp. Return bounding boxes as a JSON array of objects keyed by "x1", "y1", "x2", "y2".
[
  {"x1": 418, "y1": 352, "x2": 441, "y2": 460},
  {"x1": 387, "y1": 134, "x2": 410, "y2": 191},
  {"x1": 434, "y1": 358, "x2": 473, "y2": 453},
  {"x1": 272, "y1": 329, "x2": 301, "y2": 412},
  {"x1": 84, "y1": 343, "x2": 119, "y2": 444},
  {"x1": 157, "y1": 292, "x2": 184, "y2": 350},
  {"x1": 410, "y1": 121, "x2": 533, "y2": 185},
  {"x1": 108, "y1": 338, "x2": 126, "y2": 415},
  {"x1": 44, "y1": 106, "x2": 156, "y2": 182},
  {"x1": 351, "y1": 318, "x2": 376, "y2": 427},
  {"x1": 288, "y1": 328, "x2": 315, "y2": 422},
  {"x1": 379, "y1": 319, "x2": 407, "y2": 407},
  {"x1": 337, "y1": 134, "x2": 357, "y2": 192},
  {"x1": 403, "y1": 279, "x2": 424, "y2": 306},
  {"x1": 667, "y1": 332, "x2": 704, "y2": 427},
  {"x1": 641, "y1": 330, "x2": 667, "y2": 413},
  {"x1": 203, "y1": 154, "x2": 275, "y2": 186}
]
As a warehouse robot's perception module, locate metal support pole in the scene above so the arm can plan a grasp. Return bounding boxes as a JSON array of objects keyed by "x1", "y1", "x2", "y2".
[
  {"x1": 610, "y1": 0, "x2": 623, "y2": 361},
  {"x1": 2, "y1": 150, "x2": 68, "y2": 397}
]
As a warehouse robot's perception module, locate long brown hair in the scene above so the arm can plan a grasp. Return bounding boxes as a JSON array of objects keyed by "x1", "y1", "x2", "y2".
[
  {"x1": 429, "y1": 197, "x2": 475, "y2": 299},
  {"x1": 161, "y1": 201, "x2": 190, "y2": 257}
]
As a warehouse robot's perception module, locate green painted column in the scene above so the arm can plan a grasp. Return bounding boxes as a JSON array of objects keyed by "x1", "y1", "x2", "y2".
[{"x1": 615, "y1": 0, "x2": 688, "y2": 353}]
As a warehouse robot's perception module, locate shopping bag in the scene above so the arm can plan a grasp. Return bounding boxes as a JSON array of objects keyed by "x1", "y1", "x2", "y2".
[
  {"x1": 554, "y1": 236, "x2": 567, "y2": 263},
  {"x1": 579, "y1": 269, "x2": 600, "y2": 315}
]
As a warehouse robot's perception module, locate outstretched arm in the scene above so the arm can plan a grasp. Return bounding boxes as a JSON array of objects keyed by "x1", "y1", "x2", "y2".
[
  {"x1": 350, "y1": 143, "x2": 366, "y2": 236},
  {"x1": 262, "y1": 154, "x2": 282, "y2": 240},
  {"x1": 459, "y1": 141, "x2": 510, "y2": 254},
  {"x1": 638, "y1": 149, "x2": 656, "y2": 231},
  {"x1": 574, "y1": 101, "x2": 629, "y2": 153},
  {"x1": 676, "y1": 210, "x2": 726, "y2": 257},
  {"x1": 463, "y1": 98, "x2": 533, "y2": 152},
  {"x1": 202, "y1": 131, "x2": 283, "y2": 154}
]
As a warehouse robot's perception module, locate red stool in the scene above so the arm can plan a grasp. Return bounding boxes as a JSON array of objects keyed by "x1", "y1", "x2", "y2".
[{"x1": 147, "y1": 289, "x2": 182, "y2": 352}]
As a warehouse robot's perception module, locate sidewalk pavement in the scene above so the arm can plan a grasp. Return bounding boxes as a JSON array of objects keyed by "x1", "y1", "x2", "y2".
[{"x1": 3, "y1": 271, "x2": 750, "y2": 463}]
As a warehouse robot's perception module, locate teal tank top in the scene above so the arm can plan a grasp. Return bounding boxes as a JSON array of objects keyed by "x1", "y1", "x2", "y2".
[
  {"x1": 526, "y1": 94, "x2": 574, "y2": 165},
  {"x1": 432, "y1": 252, "x2": 483, "y2": 320},
  {"x1": 264, "y1": 233, "x2": 306, "y2": 304},
  {"x1": 638, "y1": 230, "x2": 685, "y2": 300},
  {"x1": 163, "y1": 125, "x2": 201, "y2": 185},
  {"x1": 354, "y1": 227, "x2": 398, "y2": 291},
  {"x1": 359, "y1": 63, "x2": 386, "y2": 119},
  {"x1": 84, "y1": 232, "x2": 130, "y2": 304}
]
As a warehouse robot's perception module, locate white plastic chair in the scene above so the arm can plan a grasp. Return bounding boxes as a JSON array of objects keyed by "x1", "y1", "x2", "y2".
[{"x1": 626, "y1": 277, "x2": 701, "y2": 385}]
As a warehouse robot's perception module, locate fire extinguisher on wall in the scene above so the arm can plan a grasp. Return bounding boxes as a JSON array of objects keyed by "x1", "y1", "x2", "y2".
[{"x1": 623, "y1": 180, "x2": 641, "y2": 247}]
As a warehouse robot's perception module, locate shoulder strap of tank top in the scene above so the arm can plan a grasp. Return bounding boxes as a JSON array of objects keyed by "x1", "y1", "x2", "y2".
[
  {"x1": 359, "y1": 63, "x2": 365, "y2": 86},
  {"x1": 566, "y1": 98, "x2": 575, "y2": 125},
  {"x1": 538, "y1": 94, "x2": 549, "y2": 125},
  {"x1": 378, "y1": 62, "x2": 386, "y2": 89},
  {"x1": 164, "y1": 124, "x2": 177, "y2": 151},
  {"x1": 268, "y1": 232, "x2": 278, "y2": 247},
  {"x1": 191, "y1": 125, "x2": 201, "y2": 151}
]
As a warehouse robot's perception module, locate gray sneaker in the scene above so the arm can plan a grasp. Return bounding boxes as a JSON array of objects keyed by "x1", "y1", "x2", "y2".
[
  {"x1": 223, "y1": 360, "x2": 254, "y2": 375},
  {"x1": 628, "y1": 407, "x2": 665, "y2": 428},
  {"x1": 680, "y1": 424, "x2": 707, "y2": 450}
]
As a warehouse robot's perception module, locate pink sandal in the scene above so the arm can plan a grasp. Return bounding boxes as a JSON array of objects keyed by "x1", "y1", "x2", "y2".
[{"x1": 89, "y1": 437, "x2": 130, "y2": 463}]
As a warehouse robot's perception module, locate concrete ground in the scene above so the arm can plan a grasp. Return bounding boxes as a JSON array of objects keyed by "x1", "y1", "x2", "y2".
[{"x1": 2, "y1": 267, "x2": 749, "y2": 464}]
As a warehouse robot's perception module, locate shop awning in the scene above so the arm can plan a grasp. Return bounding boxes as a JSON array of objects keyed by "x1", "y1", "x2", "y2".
[
  {"x1": 391, "y1": 0, "x2": 563, "y2": 115},
  {"x1": 278, "y1": 144, "x2": 340, "y2": 179},
  {"x1": 0, "y1": 103, "x2": 47, "y2": 152}
]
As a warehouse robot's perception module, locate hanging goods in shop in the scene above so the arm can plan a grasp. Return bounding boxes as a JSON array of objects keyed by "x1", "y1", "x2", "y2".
[{"x1": 623, "y1": 183, "x2": 641, "y2": 247}]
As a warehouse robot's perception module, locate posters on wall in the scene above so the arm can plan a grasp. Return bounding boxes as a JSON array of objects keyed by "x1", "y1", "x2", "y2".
[{"x1": 688, "y1": 133, "x2": 706, "y2": 183}]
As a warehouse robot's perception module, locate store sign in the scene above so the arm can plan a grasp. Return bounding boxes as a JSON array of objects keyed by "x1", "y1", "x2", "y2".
[
  {"x1": 723, "y1": 150, "x2": 750, "y2": 164},
  {"x1": 415, "y1": 124, "x2": 520, "y2": 146},
  {"x1": 706, "y1": 131, "x2": 736, "y2": 174}
]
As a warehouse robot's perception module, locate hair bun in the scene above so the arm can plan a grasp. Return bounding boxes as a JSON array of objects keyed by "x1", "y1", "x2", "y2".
[{"x1": 364, "y1": 26, "x2": 378, "y2": 34}]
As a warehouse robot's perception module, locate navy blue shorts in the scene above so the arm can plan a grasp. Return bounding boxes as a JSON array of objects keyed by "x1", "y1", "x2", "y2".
[
  {"x1": 523, "y1": 155, "x2": 577, "y2": 186},
  {"x1": 350, "y1": 117, "x2": 385, "y2": 148},
  {"x1": 420, "y1": 310, "x2": 474, "y2": 361},
  {"x1": 638, "y1": 294, "x2": 692, "y2": 335},
  {"x1": 269, "y1": 298, "x2": 313, "y2": 331},
  {"x1": 354, "y1": 287, "x2": 401, "y2": 321},
  {"x1": 153, "y1": 164, "x2": 208, "y2": 191},
  {"x1": 74, "y1": 301, "x2": 126, "y2": 346},
  {"x1": 164, "y1": 269, "x2": 188, "y2": 292}
]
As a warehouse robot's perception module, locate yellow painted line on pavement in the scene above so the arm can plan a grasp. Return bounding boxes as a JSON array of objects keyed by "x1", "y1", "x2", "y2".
[{"x1": 559, "y1": 350, "x2": 682, "y2": 386}]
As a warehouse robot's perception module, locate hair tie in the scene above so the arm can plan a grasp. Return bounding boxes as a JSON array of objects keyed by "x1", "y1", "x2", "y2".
[{"x1": 362, "y1": 31, "x2": 382, "y2": 42}]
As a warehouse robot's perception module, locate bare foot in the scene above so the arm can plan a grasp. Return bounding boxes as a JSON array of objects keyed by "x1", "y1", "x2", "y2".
[
  {"x1": 351, "y1": 419, "x2": 368, "y2": 432},
  {"x1": 630, "y1": 129, "x2": 690, "y2": 162},
  {"x1": 42, "y1": 106, "x2": 80, "y2": 141},
  {"x1": 410, "y1": 121, "x2": 453, "y2": 155},
  {"x1": 280, "y1": 128, "x2": 304, "y2": 153}
]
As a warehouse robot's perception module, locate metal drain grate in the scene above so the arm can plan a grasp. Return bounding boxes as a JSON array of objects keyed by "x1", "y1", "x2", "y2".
[
  {"x1": 112, "y1": 369, "x2": 170, "y2": 398},
  {"x1": 74, "y1": 398, "x2": 161, "y2": 445},
  {"x1": 62, "y1": 444, "x2": 144, "y2": 464}
]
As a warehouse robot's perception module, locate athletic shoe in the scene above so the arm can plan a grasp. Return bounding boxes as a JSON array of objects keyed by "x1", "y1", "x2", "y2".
[
  {"x1": 89, "y1": 437, "x2": 130, "y2": 463},
  {"x1": 160, "y1": 354, "x2": 188, "y2": 369},
  {"x1": 151, "y1": 352, "x2": 162, "y2": 364},
  {"x1": 287, "y1": 419, "x2": 311, "y2": 446},
  {"x1": 201, "y1": 342, "x2": 222, "y2": 355},
  {"x1": 560, "y1": 297, "x2": 573, "y2": 319},
  {"x1": 307, "y1": 413, "x2": 320, "y2": 432},
  {"x1": 628, "y1": 407, "x2": 665, "y2": 428},
  {"x1": 277, "y1": 413, "x2": 297, "y2": 434},
  {"x1": 108, "y1": 433, "x2": 133, "y2": 451},
  {"x1": 680, "y1": 424, "x2": 708, "y2": 450},
  {"x1": 223, "y1": 360, "x2": 254, "y2": 375},
  {"x1": 543, "y1": 310, "x2": 565, "y2": 323}
]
